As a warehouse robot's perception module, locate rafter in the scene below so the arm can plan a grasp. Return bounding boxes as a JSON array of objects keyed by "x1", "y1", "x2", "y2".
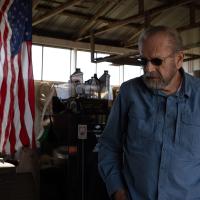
[
  {"x1": 32, "y1": 35, "x2": 136, "y2": 55},
  {"x1": 35, "y1": 5, "x2": 143, "y2": 29},
  {"x1": 138, "y1": 0, "x2": 144, "y2": 14},
  {"x1": 77, "y1": 0, "x2": 114, "y2": 40},
  {"x1": 189, "y1": 4, "x2": 196, "y2": 24},
  {"x1": 124, "y1": 13, "x2": 161, "y2": 47},
  {"x1": 177, "y1": 22, "x2": 200, "y2": 32},
  {"x1": 78, "y1": 0, "x2": 195, "y2": 40},
  {"x1": 32, "y1": 0, "x2": 81, "y2": 26},
  {"x1": 184, "y1": 53, "x2": 200, "y2": 62},
  {"x1": 32, "y1": 0, "x2": 40, "y2": 10}
]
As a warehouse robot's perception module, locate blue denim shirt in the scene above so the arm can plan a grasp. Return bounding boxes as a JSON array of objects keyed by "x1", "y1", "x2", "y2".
[{"x1": 98, "y1": 69, "x2": 200, "y2": 200}]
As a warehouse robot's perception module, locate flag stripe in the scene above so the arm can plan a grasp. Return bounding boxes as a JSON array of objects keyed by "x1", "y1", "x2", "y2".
[
  {"x1": 27, "y1": 42, "x2": 35, "y2": 148},
  {"x1": 18, "y1": 49, "x2": 30, "y2": 147},
  {"x1": 0, "y1": 18, "x2": 10, "y2": 151}
]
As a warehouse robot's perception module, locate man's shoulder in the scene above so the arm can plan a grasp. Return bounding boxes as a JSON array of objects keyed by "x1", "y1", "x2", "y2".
[
  {"x1": 185, "y1": 72, "x2": 200, "y2": 87},
  {"x1": 121, "y1": 76, "x2": 143, "y2": 89}
]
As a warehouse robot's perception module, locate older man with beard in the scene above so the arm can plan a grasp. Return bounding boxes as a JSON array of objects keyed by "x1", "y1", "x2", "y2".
[{"x1": 98, "y1": 26, "x2": 200, "y2": 200}]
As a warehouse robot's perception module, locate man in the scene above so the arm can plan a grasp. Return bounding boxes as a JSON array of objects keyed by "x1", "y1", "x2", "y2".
[{"x1": 98, "y1": 26, "x2": 200, "y2": 200}]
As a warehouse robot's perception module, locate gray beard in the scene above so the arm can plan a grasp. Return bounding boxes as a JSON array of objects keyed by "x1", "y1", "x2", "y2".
[
  {"x1": 142, "y1": 72, "x2": 168, "y2": 90},
  {"x1": 143, "y1": 77, "x2": 167, "y2": 90}
]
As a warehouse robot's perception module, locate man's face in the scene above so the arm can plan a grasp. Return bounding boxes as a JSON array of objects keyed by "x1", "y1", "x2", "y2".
[{"x1": 140, "y1": 33, "x2": 183, "y2": 92}]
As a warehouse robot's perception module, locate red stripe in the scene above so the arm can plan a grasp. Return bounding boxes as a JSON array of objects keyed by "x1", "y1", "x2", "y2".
[
  {"x1": 1, "y1": 0, "x2": 11, "y2": 14},
  {"x1": 9, "y1": 56, "x2": 16, "y2": 154},
  {"x1": 27, "y1": 11, "x2": 35, "y2": 150},
  {"x1": 9, "y1": 121, "x2": 16, "y2": 154},
  {"x1": 27, "y1": 42, "x2": 36, "y2": 148},
  {"x1": 18, "y1": 51, "x2": 30, "y2": 146},
  {"x1": 0, "y1": 23, "x2": 9, "y2": 145},
  {"x1": 3, "y1": 56, "x2": 16, "y2": 153}
]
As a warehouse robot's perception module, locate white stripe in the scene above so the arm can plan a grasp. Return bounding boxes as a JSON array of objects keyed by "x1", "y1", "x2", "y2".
[
  {"x1": 0, "y1": 3, "x2": 13, "y2": 152},
  {"x1": 0, "y1": 11, "x2": 6, "y2": 88},
  {"x1": 21, "y1": 42, "x2": 33, "y2": 146},
  {"x1": 13, "y1": 54, "x2": 21, "y2": 150},
  {"x1": 0, "y1": 0, "x2": 13, "y2": 14}
]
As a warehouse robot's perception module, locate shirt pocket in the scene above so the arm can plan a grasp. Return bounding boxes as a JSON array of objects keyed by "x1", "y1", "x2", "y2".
[
  {"x1": 128, "y1": 111, "x2": 155, "y2": 140},
  {"x1": 180, "y1": 113, "x2": 200, "y2": 155}
]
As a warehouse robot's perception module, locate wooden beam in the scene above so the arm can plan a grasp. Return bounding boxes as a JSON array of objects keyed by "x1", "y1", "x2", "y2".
[
  {"x1": 32, "y1": 35, "x2": 137, "y2": 55},
  {"x1": 77, "y1": 0, "x2": 114, "y2": 40},
  {"x1": 34, "y1": 5, "x2": 143, "y2": 29},
  {"x1": 124, "y1": 21, "x2": 200, "y2": 48},
  {"x1": 124, "y1": 13, "x2": 160, "y2": 47},
  {"x1": 90, "y1": 32, "x2": 95, "y2": 62},
  {"x1": 184, "y1": 55, "x2": 200, "y2": 62},
  {"x1": 183, "y1": 42, "x2": 200, "y2": 50},
  {"x1": 177, "y1": 22, "x2": 200, "y2": 32},
  {"x1": 32, "y1": 0, "x2": 40, "y2": 10},
  {"x1": 32, "y1": 0, "x2": 81, "y2": 26},
  {"x1": 189, "y1": 4, "x2": 195, "y2": 25},
  {"x1": 185, "y1": 53, "x2": 200, "y2": 57},
  {"x1": 79, "y1": 0, "x2": 195, "y2": 40},
  {"x1": 94, "y1": 52, "x2": 139, "y2": 63},
  {"x1": 138, "y1": 0, "x2": 144, "y2": 14}
]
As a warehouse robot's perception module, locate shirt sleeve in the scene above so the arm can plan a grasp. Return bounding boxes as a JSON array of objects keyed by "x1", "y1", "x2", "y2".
[{"x1": 98, "y1": 85, "x2": 128, "y2": 197}]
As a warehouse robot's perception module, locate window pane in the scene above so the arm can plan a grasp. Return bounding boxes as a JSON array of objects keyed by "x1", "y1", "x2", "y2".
[
  {"x1": 32, "y1": 45, "x2": 42, "y2": 80},
  {"x1": 76, "y1": 51, "x2": 96, "y2": 82},
  {"x1": 43, "y1": 47, "x2": 71, "y2": 82},
  {"x1": 124, "y1": 65, "x2": 143, "y2": 82},
  {"x1": 96, "y1": 53, "x2": 120, "y2": 86}
]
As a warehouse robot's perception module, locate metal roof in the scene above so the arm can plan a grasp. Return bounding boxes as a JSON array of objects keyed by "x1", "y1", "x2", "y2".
[{"x1": 32, "y1": 0, "x2": 200, "y2": 65}]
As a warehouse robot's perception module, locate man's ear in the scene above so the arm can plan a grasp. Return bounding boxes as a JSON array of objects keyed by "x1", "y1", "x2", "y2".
[{"x1": 176, "y1": 51, "x2": 184, "y2": 69}]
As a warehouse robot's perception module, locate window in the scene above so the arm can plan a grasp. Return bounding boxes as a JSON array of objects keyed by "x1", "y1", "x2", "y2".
[
  {"x1": 96, "y1": 53, "x2": 120, "y2": 86},
  {"x1": 32, "y1": 45, "x2": 42, "y2": 80},
  {"x1": 42, "y1": 47, "x2": 71, "y2": 82},
  {"x1": 76, "y1": 51, "x2": 96, "y2": 82},
  {"x1": 32, "y1": 45, "x2": 143, "y2": 86},
  {"x1": 123, "y1": 65, "x2": 143, "y2": 82}
]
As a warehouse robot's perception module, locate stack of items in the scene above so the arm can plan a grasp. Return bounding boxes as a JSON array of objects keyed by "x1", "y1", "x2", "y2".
[{"x1": 70, "y1": 68, "x2": 112, "y2": 100}]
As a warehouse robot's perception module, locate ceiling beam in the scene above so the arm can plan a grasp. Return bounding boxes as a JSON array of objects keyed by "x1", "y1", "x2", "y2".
[
  {"x1": 189, "y1": 4, "x2": 196, "y2": 25},
  {"x1": 35, "y1": 5, "x2": 143, "y2": 30},
  {"x1": 184, "y1": 55, "x2": 200, "y2": 62},
  {"x1": 32, "y1": 35, "x2": 137, "y2": 55},
  {"x1": 32, "y1": 0, "x2": 81, "y2": 26},
  {"x1": 183, "y1": 42, "x2": 200, "y2": 50},
  {"x1": 138, "y1": 0, "x2": 144, "y2": 14},
  {"x1": 177, "y1": 22, "x2": 200, "y2": 32},
  {"x1": 32, "y1": 0, "x2": 40, "y2": 10},
  {"x1": 124, "y1": 13, "x2": 161, "y2": 47},
  {"x1": 124, "y1": 21, "x2": 200, "y2": 48},
  {"x1": 79, "y1": 0, "x2": 195, "y2": 40},
  {"x1": 77, "y1": 0, "x2": 114, "y2": 40}
]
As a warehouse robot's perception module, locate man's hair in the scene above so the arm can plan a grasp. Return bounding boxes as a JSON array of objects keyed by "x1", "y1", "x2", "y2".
[{"x1": 138, "y1": 26, "x2": 183, "y2": 53}]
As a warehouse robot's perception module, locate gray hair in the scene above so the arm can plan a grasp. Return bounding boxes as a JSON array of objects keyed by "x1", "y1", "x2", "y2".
[{"x1": 138, "y1": 26, "x2": 183, "y2": 53}]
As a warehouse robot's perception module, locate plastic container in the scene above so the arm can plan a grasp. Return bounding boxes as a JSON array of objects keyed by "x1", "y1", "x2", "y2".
[
  {"x1": 70, "y1": 68, "x2": 83, "y2": 84},
  {"x1": 89, "y1": 77, "x2": 100, "y2": 99},
  {"x1": 70, "y1": 68, "x2": 83, "y2": 97},
  {"x1": 99, "y1": 70, "x2": 110, "y2": 99}
]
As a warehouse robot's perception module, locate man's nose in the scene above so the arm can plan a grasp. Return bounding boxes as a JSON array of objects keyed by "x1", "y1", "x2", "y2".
[{"x1": 144, "y1": 62, "x2": 156, "y2": 72}]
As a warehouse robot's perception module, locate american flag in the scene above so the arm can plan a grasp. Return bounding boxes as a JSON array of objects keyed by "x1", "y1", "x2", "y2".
[{"x1": 0, "y1": 0, "x2": 35, "y2": 154}]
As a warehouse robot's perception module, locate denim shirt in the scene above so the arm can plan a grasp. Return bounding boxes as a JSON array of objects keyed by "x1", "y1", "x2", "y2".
[{"x1": 98, "y1": 69, "x2": 200, "y2": 200}]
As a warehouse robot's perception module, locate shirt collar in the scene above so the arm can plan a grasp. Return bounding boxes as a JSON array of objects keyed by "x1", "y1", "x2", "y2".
[
  {"x1": 178, "y1": 68, "x2": 191, "y2": 98},
  {"x1": 142, "y1": 68, "x2": 191, "y2": 98}
]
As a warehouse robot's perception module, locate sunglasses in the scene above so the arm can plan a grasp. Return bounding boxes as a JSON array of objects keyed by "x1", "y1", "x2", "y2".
[{"x1": 137, "y1": 53, "x2": 176, "y2": 67}]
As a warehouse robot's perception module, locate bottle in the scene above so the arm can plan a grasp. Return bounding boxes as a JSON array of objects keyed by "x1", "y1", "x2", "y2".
[
  {"x1": 89, "y1": 77, "x2": 99, "y2": 99},
  {"x1": 99, "y1": 70, "x2": 110, "y2": 99},
  {"x1": 70, "y1": 68, "x2": 83, "y2": 84},
  {"x1": 70, "y1": 68, "x2": 83, "y2": 97},
  {"x1": 94, "y1": 73, "x2": 100, "y2": 98}
]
